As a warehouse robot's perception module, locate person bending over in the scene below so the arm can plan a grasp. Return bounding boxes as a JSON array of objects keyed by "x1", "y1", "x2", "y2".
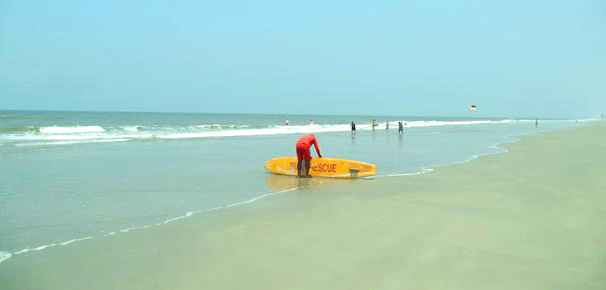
[{"x1": 296, "y1": 134, "x2": 322, "y2": 177}]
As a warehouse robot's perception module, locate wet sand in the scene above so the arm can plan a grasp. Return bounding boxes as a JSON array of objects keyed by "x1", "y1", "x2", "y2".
[{"x1": 2, "y1": 123, "x2": 606, "y2": 290}]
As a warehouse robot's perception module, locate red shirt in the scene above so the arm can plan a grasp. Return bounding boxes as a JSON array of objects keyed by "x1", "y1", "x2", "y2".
[{"x1": 296, "y1": 134, "x2": 321, "y2": 156}]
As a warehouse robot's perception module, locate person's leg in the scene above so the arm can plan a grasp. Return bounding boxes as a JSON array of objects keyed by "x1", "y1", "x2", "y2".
[
  {"x1": 297, "y1": 159, "x2": 303, "y2": 177},
  {"x1": 296, "y1": 146, "x2": 304, "y2": 177},
  {"x1": 304, "y1": 159, "x2": 311, "y2": 177},
  {"x1": 302, "y1": 149, "x2": 312, "y2": 177}
]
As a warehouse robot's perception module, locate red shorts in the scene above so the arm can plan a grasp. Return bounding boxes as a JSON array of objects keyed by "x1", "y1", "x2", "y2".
[{"x1": 296, "y1": 144, "x2": 311, "y2": 161}]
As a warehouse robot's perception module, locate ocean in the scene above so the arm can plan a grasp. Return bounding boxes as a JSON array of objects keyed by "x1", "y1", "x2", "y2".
[{"x1": 0, "y1": 110, "x2": 584, "y2": 265}]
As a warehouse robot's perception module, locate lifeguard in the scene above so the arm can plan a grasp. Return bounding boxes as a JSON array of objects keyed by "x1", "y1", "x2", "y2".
[{"x1": 295, "y1": 134, "x2": 322, "y2": 177}]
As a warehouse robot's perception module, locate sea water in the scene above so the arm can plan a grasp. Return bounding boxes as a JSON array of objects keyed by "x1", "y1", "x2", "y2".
[{"x1": 0, "y1": 110, "x2": 583, "y2": 263}]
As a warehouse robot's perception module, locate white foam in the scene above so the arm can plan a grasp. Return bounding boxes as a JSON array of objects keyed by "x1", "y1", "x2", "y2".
[
  {"x1": 159, "y1": 188, "x2": 298, "y2": 225},
  {"x1": 33, "y1": 243, "x2": 57, "y2": 251},
  {"x1": 12, "y1": 236, "x2": 94, "y2": 257},
  {"x1": 161, "y1": 122, "x2": 361, "y2": 139},
  {"x1": 385, "y1": 168, "x2": 435, "y2": 177},
  {"x1": 59, "y1": 236, "x2": 93, "y2": 246},
  {"x1": 13, "y1": 249, "x2": 30, "y2": 255},
  {"x1": 39, "y1": 126, "x2": 105, "y2": 134},
  {"x1": 162, "y1": 212, "x2": 191, "y2": 224},
  {"x1": 15, "y1": 139, "x2": 131, "y2": 147},
  {"x1": 576, "y1": 118, "x2": 600, "y2": 122},
  {"x1": 367, "y1": 168, "x2": 435, "y2": 179},
  {"x1": 225, "y1": 187, "x2": 298, "y2": 208},
  {"x1": 0, "y1": 251, "x2": 12, "y2": 264},
  {"x1": 162, "y1": 216, "x2": 183, "y2": 224},
  {"x1": 158, "y1": 120, "x2": 511, "y2": 139},
  {"x1": 196, "y1": 124, "x2": 249, "y2": 129},
  {"x1": 2, "y1": 119, "x2": 521, "y2": 144},
  {"x1": 121, "y1": 126, "x2": 142, "y2": 132}
]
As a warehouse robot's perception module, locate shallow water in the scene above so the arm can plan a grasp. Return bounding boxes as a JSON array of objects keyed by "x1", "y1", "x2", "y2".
[{"x1": 0, "y1": 111, "x2": 583, "y2": 261}]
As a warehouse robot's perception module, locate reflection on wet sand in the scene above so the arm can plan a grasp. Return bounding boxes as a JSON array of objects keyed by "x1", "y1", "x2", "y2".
[{"x1": 265, "y1": 174, "x2": 341, "y2": 192}]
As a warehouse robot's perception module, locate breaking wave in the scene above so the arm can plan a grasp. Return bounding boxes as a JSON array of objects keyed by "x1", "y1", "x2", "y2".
[
  {"x1": 1, "y1": 120, "x2": 517, "y2": 146},
  {"x1": 39, "y1": 126, "x2": 106, "y2": 134}
]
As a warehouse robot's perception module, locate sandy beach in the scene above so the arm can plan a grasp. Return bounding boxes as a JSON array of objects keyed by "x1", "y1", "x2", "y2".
[
  {"x1": 2, "y1": 122, "x2": 605, "y2": 290},
  {"x1": 3, "y1": 0, "x2": 604, "y2": 288}
]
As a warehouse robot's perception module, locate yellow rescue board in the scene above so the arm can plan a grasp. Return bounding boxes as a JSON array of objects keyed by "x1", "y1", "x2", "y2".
[{"x1": 265, "y1": 157, "x2": 377, "y2": 178}]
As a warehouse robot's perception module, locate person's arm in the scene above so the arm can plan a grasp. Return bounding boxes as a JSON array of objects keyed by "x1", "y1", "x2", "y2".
[{"x1": 312, "y1": 138, "x2": 322, "y2": 158}]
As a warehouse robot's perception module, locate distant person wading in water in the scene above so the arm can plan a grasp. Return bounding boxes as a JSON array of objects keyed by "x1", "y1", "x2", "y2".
[
  {"x1": 351, "y1": 121, "x2": 356, "y2": 135},
  {"x1": 398, "y1": 121, "x2": 404, "y2": 134},
  {"x1": 296, "y1": 134, "x2": 322, "y2": 177}
]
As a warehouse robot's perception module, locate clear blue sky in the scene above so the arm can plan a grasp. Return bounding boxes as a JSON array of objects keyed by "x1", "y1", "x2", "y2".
[{"x1": 0, "y1": 0, "x2": 604, "y2": 117}]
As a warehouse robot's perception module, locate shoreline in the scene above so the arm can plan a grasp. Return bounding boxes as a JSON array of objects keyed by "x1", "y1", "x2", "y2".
[
  {"x1": 2, "y1": 122, "x2": 605, "y2": 289},
  {"x1": 0, "y1": 122, "x2": 593, "y2": 266}
]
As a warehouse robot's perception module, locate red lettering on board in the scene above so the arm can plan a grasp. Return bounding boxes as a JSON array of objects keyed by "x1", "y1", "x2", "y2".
[{"x1": 311, "y1": 163, "x2": 337, "y2": 173}]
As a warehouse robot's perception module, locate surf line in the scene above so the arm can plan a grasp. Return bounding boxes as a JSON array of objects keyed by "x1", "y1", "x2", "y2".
[
  {"x1": 156, "y1": 186, "x2": 300, "y2": 226},
  {"x1": 365, "y1": 136, "x2": 525, "y2": 181},
  {"x1": 0, "y1": 251, "x2": 12, "y2": 265},
  {"x1": 2, "y1": 187, "x2": 301, "y2": 264},
  {"x1": 364, "y1": 168, "x2": 435, "y2": 180}
]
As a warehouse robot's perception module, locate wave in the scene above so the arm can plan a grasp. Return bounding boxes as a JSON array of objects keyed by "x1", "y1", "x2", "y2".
[
  {"x1": 1, "y1": 119, "x2": 521, "y2": 145},
  {"x1": 121, "y1": 126, "x2": 142, "y2": 132},
  {"x1": 196, "y1": 124, "x2": 249, "y2": 129},
  {"x1": 15, "y1": 139, "x2": 131, "y2": 147},
  {"x1": 39, "y1": 126, "x2": 105, "y2": 134},
  {"x1": 0, "y1": 126, "x2": 38, "y2": 134}
]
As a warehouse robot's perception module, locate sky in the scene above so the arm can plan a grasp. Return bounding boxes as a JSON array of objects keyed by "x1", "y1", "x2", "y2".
[{"x1": 0, "y1": 0, "x2": 604, "y2": 118}]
